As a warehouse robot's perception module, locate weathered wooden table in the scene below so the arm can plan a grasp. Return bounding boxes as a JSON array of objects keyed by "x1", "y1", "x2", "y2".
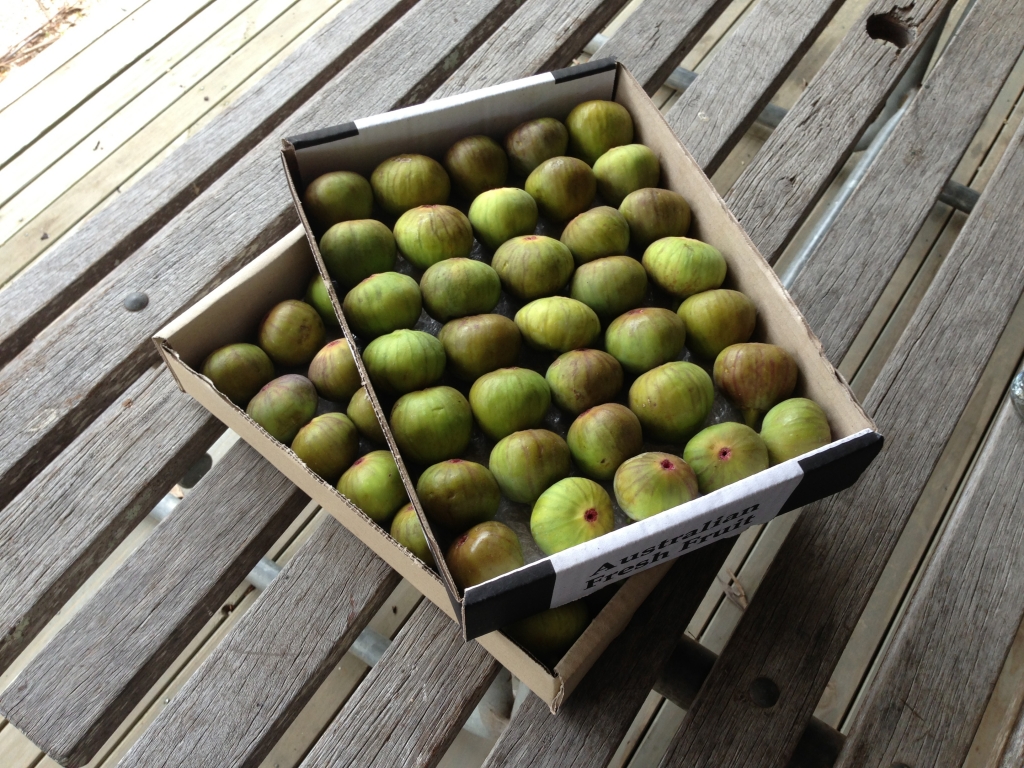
[{"x1": 1, "y1": 0, "x2": 1024, "y2": 765}]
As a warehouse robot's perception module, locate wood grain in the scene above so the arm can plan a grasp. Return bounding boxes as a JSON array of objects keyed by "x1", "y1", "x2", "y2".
[
  {"x1": 0, "y1": 442, "x2": 309, "y2": 767},
  {"x1": 654, "y1": 99, "x2": 1024, "y2": 768}
]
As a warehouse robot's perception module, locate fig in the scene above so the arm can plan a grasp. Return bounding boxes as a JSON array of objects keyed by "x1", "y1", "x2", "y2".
[
  {"x1": 390, "y1": 503, "x2": 436, "y2": 566},
  {"x1": 417, "y1": 459, "x2": 501, "y2": 530},
  {"x1": 567, "y1": 403, "x2": 643, "y2": 481},
  {"x1": 629, "y1": 362, "x2": 714, "y2": 444},
  {"x1": 569, "y1": 256, "x2": 647, "y2": 321},
  {"x1": 605, "y1": 308, "x2": 686, "y2": 374},
  {"x1": 492, "y1": 235, "x2": 574, "y2": 300},
  {"x1": 304, "y1": 274, "x2": 340, "y2": 329},
  {"x1": 302, "y1": 170, "x2": 373, "y2": 231},
  {"x1": 290, "y1": 412, "x2": 359, "y2": 483},
  {"x1": 525, "y1": 156, "x2": 596, "y2": 222},
  {"x1": 258, "y1": 299, "x2": 325, "y2": 367},
  {"x1": 620, "y1": 188, "x2": 691, "y2": 248},
  {"x1": 560, "y1": 206, "x2": 630, "y2": 265},
  {"x1": 505, "y1": 117, "x2": 569, "y2": 176},
  {"x1": 545, "y1": 349, "x2": 623, "y2": 414},
  {"x1": 514, "y1": 297, "x2": 601, "y2": 353},
  {"x1": 444, "y1": 135, "x2": 508, "y2": 198},
  {"x1": 363, "y1": 329, "x2": 446, "y2": 394},
  {"x1": 504, "y1": 601, "x2": 589, "y2": 666},
  {"x1": 246, "y1": 374, "x2": 318, "y2": 443},
  {"x1": 468, "y1": 187, "x2": 538, "y2": 250},
  {"x1": 614, "y1": 452, "x2": 700, "y2": 521},
  {"x1": 393, "y1": 205, "x2": 473, "y2": 269},
  {"x1": 714, "y1": 343, "x2": 798, "y2": 427},
  {"x1": 347, "y1": 386, "x2": 387, "y2": 444},
  {"x1": 370, "y1": 154, "x2": 450, "y2": 215},
  {"x1": 760, "y1": 398, "x2": 831, "y2": 464},
  {"x1": 677, "y1": 289, "x2": 756, "y2": 360},
  {"x1": 342, "y1": 272, "x2": 422, "y2": 339},
  {"x1": 446, "y1": 521, "x2": 524, "y2": 590},
  {"x1": 308, "y1": 339, "x2": 360, "y2": 402},
  {"x1": 469, "y1": 367, "x2": 551, "y2": 440},
  {"x1": 566, "y1": 100, "x2": 633, "y2": 165},
  {"x1": 390, "y1": 386, "x2": 472, "y2": 465},
  {"x1": 202, "y1": 343, "x2": 274, "y2": 406},
  {"x1": 438, "y1": 314, "x2": 521, "y2": 381},
  {"x1": 530, "y1": 477, "x2": 615, "y2": 555},
  {"x1": 337, "y1": 450, "x2": 408, "y2": 523},
  {"x1": 593, "y1": 144, "x2": 660, "y2": 206},
  {"x1": 642, "y1": 237, "x2": 727, "y2": 298},
  {"x1": 320, "y1": 219, "x2": 397, "y2": 290},
  {"x1": 489, "y1": 429, "x2": 571, "y2": 503},
  {"x1": 683, "y1": 422, "x2": 769, "y2": 494},
  {"x1": 420, "y1": 258, "x2": 501, "y2": 321}
]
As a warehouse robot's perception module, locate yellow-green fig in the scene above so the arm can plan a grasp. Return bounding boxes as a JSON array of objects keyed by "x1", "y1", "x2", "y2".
[
  {"x1": 515, "y1": 297, "x2": 601, "y2": 353},
  {"x1": 347, "y1": 386, "x2": 387, "y2": 444},
  {"x1": 684, "y1": 422, "x2": 769, "y2": 493},
  {"x1": 444, "y1": 135, "x2": 508, "y2": 198},
  {"x1": 468, "y1": 187, "x2": 538, "y2": 250},
  {"x1": 525, "y1": 156, "x2": 596, "y2": 222},
  {"x1": 760, "y1": 398, "x2": 831, "y2": 464},
  {"x1": 545, "y1": 349, "x2": 623, "y2": 414},
  {"x1": 566, "y1": 100, "x2": 633, "y2": 165},
  {"x1": 320, "y1": 219, "x2": 397, "y2": 290},
  {"x1": 363, "y1": 329, "x2": 445, "y2": 394},
  {"x1": 504, "y1": 601, "x2": 589, "y2": 666},
  {"x1": 620, "y1": 188, "x2": 691, "y2": 249},
  {"x1": 489, "y1": 429, "x2": 570, "y2": 503},
  {"x1": 492, "y1": 235, "x2": 574, "y2": 300},
  {"x1": 304, "y1": 274, "x2": 340, "y2": 329},
  {"x1": 613, "y1": 452, "x2": 699, "y2": 521},
  {"x1": 258, "y1": 299, "x2": 325, "y2": 367},
  {"x1": 677, "y1": 289, "x2": 756, "y2": 360},
  {"x1": 469, "y1": 367, "x2": 551, "y2": 440},
  {"x1": 438, "y1": 314, "x2": 521, "y2": 381},
  {"x1": 202, "y1": 343, "x2": 274, "y2": 406},
  {"x1": 417, "y1": 459, "x2": 501, "y2": 531},
  {"x1": 560, "y1": 206, "x2": 630, "y2": 265},
  {"x1": 420, "y1": 258, "x2": 502, "y2": 321},
  {"x1": 390, "y1": 503, "x2": 435, "y2": 566},
  {"x1": 246, "y1": 374, "x2": 318, "y2": 443},
  {"x1": 302, "y1": 170, "x2": 373, "y2": 231},
  {"x1": 642, "y1": 237, "x2": 727, "y2": 299},
  {"x1": 567, "y1": 403, "x2": 643, "y2": 481},
  {"x1": 337, "y1": 450, "x2": 408, "y2": 523},
  {"x1": 393, "y1": 205, "x2": 473, "y2": 269},
  {"x1": 569, "y1": 256, "x2": 647, "y2": 321},
  {"x1": 714, "y1": 343, "x2": 798, "y2": 427},
  {"x1": 446, "y1": 521, "x2": 524, "y2": 590},
  {"x1": 342, "y1": 272, "x2": 422, "y2": 339},
  {"x1": 531, "y1": 477, "x2": 615, "y2": 555},
  {"x1": 605, "y1": 308, "x2": 686, "y2": 374},
  {"x1": 308, "y1": 339, "x2": 360, "y2": 402},
  {"x1": 629, "y1": 362, "x2": 714, "y2": 443},
  {"x1": 505, "y1": 117, "x2": 569, "y2": 176},
  {"x1": 390, "y1": 386, "x2": 472, "y2": 465},
  {"x1": 593, "y1": 144, "x2": 659, "y2": 206},
  {"x1": 370, "y1": 154, "x2": 450, "y2": 215},
  {"x1": 291, "y1": 412, "x2": 359, "y2": 483}
]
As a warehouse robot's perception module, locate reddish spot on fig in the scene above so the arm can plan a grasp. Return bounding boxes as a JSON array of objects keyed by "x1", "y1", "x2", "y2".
[
  {"x1": 449, "y1": 458, "x2": 464, "y2": 463},
  {"x1": 719, "y1": 447, "x2": 731, "y2": 460},
  {"x1": 523, "y1": 235, "x2": 538, "y2": 240},
  {"x1": 584, "y1": 507, "x2": 599, "y2": 522},
  {"x1": 660, "y1": 459, "x2": 674, "y2": 470},
  {"x1": 353, "y1": 457, "x2": 365, "y2": 466},
  {"x1": 456, "y1": 533, "x2": 468, "y2": 546}
]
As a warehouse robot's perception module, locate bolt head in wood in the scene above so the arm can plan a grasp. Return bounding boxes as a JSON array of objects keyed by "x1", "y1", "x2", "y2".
[{"x1": 123, "y1": 292, "x2": 149, "y2": 311}]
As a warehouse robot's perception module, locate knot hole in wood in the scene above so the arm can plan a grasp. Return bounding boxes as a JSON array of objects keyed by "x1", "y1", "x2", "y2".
[{"x1": 866, "y1": 12, "x2": 916, "y2": 48}]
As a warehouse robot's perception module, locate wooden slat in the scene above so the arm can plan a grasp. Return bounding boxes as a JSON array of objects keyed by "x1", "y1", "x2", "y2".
[
  {"x1": 0, "y1": 366, "x2": 221, "y2": 673},
  {"x1": 0, "y1": 443, "x2": 309, "y2": 767},
  {"x1": 654, "y1": 100, "x2": 1024, "y2": 768}
]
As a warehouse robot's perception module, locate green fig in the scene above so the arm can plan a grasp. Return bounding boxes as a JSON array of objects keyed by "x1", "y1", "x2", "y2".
[
  {"x1": 642, "y1": 237, "x2": 726, "y2": 298},
  {"x1": 629, "y1": 362, "x2": 714, "y2": 443},
  {"x1": 514, "y1": 297, "x2": 601, "y2": 353},
  {"x1": 290, "y1": 412, "x2": 359, "y2": 483},
  {"x1": 677, "y1": 289, "x2": 756, "y2": 360},
  {"x1": 560, "y1": 206, "x2": 631, "y2": 265},
  {"x1": 531, "y1": 477, "x2": 615, "y2": 555},
  {"x1": 444, "y1": 135, "x2": 508, "y2": 198},
  {"x1": 393, "y1": 205, "x2": 473, "y2": 269},
  {"x1": 417, "y1": 459, "x2": 501, "y2": 530},
  {"x1": 363, "y1": 329, "x2": 446, "y2": 394},
  {"x1": 370, "y1": 154, "x2": 450, "y2": 215},
  {"x1": 302, "y1": 170, "x2": 373, "y2": 231},
  {"x1": 342, "y1": 272, "x2": 422, "y2": 339},
  {"x1": 505, "y1": 117, "x2": 569, "y2": 176},
  {"x1": 258, "y1": 299, "x2": 325, "y2": 367},
  {"x1": 337, "y1": 450, "x2": 408, "y2": 523},
  {"x1": 760, "y1": 398, "x2": 831, "y2": 464},
  {"x1": 246, "y1": 374, "x2": 318, "y2": 443},
  {"x1": 714, "y1": 343, "x2": 798, "y2": 427},
  {"x1": 614, "y1": 452, "x2": 700, "y2": 521},
  {"x1": 684, "y1": 422, "x2": 769, "y2": 493},
  {"x1": 504, "y1": 601, "x2": 589, "y2": 666},
  {"x1": 605, "y1": 308, "x2": 686, "y2": 374},
  {"x1": 469, "y1": 367, "x2": 551, "y2": 440},
  {"x1": 438, "y1": 314, "x2": 521, "y2": 381},
  {"x1": 390, "y1": 503, "x2": 436, "y2": 566},
  {"x1": 565, "y1": 100, "x2": 633, "y2": 165},
  {"x1": 347, "y1": 386, "x2": 387, "y2": 444},
  {"x1": 567, "y1": 403, "x2": 643, "y2": 481},
  {"x1": 468, "y1": 187, "x2": 538, "y2": 250},
  {"x1": 308, "y1": 339, "x2": 360, "y2": 402},
  {"x1": 202, "y1": 343, "x2": 274, "y2": 406},
  {"x1": 492, "y1": 235, "x2": 574, "y2": 300},
  {"x1": 304, "y1": 274, "x2": 340, "y2": 329},
  {"x1": 569, "y1": 256, "x2": 647, "y2": 321},
  {"x1": 593, "y1": 144, "x2": 660, "y2": 206},
  {"x1": 446, "y1": 521, "x2": 524, "y2": 590},
  {"x1": 489, "y1": 429, "x2": 571, "y2": 503},
  {"x1": 545, "y1": 349, "x2": 623, "y2": 414},
  {"x1": 320, "y1": 219, "x2": 397, "y2": 290},
  {"x1": 525, "y1": 156, "x2": 596, "y2": 222},
  {"x1": 620, "y1": 188, "x2": 691, "y2": 248},
  {"x1": 390, "y1": 386, "x2": 472, "y2": 465},
  {"x1": 420, "y1": 258, "x2": 502, "y2": 321}
]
